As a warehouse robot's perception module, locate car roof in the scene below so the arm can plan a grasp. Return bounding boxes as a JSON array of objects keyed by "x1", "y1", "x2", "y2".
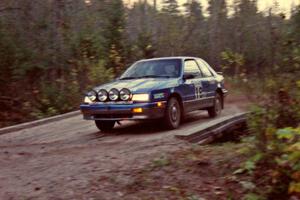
[{"x1": 139, "y1": 56, "x2": 201, "y2": 62}]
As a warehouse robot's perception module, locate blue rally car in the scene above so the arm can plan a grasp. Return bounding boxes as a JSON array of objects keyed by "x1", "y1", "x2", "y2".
[{"x1": 80, "y1": 57, "x2": 228, "y2": 131}]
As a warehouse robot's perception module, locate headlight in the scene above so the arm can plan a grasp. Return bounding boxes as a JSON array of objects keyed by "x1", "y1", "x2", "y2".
[
  {"x1": 109, "y1": 88, "x2": 119, "y2": 101},
  {"x1": 132, "y1": 94, "x2": 150, "y2": 102},
  {"x1": 98, "y1": 89, "x2": 108, "y2": 102},
  {"x1": 86, "y1": 90, "x2": 97, "y2": 102},
  {"x1": 120, "y1": 88, "x2": 131, "y2": 101}
]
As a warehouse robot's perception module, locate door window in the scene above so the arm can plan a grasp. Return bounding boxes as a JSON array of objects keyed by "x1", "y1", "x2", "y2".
[{"x1": 184, "y1": 60, "x2": 201, "y2": 77}]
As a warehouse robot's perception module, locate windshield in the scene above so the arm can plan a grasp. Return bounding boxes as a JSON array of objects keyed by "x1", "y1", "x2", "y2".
[{"x1": 120, "y1": 59, "x2": 181, "y2": 80}]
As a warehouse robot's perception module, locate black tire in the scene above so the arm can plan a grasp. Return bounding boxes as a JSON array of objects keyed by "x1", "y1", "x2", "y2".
[
  {"x1": 95, "y1": 120, "x2": 115, "y2": 132},
  {"x1": 164, "y1": 97, "x2": 181, "y2": 129},
  {"x1": 208, "y1": 93, "x2": 222, "y2": 118}
]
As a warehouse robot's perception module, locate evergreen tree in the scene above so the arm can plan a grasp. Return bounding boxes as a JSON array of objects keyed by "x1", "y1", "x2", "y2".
[
  {"x1": 285, "y1": 5, "x2": 300, "y2": 73},
  {"x1": 207, "y1": 0, "x2": 227, "y2": 68},
  {"x1": 103, "y1": 0, "x2": 126, "y2": 75},
  {"x1": 231, "y1": 0, "x2": 261, "y2": 70},
  {"x1": 185, "y1": 0, "x2": 204, "y2": 22},
  {"x1": 157, "y1": 0, "x2": 183, "y2": 56},
  {"x1": 136, "y1": 32, "x2": 156, "y2": 58},
  {"x1": 126, "y1": 1, "x2": 157, "y2": 60},
  {"x1": 182, "y1": 0, "x2": 206, "y2": 56},
  {"x1": 161, "y1": 0, "x2": 179, "y2": 15},
  {"x1": 291, "y1": 5, "x2": 300, "y2": 43}
]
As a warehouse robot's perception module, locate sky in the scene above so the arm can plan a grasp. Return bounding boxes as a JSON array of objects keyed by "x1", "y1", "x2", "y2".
[{"x1": 125, "y1": 0, "x2": 300, "y2": 17}]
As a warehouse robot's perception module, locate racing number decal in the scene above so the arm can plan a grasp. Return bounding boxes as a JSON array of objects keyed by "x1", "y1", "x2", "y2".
[
  {"x1": 186, "y1": 80, "x2": 203, "y2": 100},
  {"x1": 194, "y1": 82, "x2": 203, "y2": 99}
]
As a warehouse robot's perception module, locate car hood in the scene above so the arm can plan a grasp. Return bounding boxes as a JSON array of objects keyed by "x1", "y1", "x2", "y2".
[{"x1": 94, "y1": 78, "x2": 179, "y2": 93}]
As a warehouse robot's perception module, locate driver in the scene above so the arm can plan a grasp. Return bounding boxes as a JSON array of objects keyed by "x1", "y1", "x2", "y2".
[{"x1": 164, "y1": 65, "x2": 177, "y2": 77}]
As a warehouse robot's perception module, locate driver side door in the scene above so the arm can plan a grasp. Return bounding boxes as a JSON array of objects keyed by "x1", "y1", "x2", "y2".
[{"x1": 181, "y1": 59, "x2": 204, "y2": 112}]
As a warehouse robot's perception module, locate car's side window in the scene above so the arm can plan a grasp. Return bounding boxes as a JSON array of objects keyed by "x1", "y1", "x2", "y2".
[
  {"x1": 202, "y1": 59, "x2": 217, "y2": 76},
  {"x1": 184, "y1": 60, "x2": 202, "y2": 78},
  {"x1": 197, "y1": 59, "x2": 213, "y2": 77}
]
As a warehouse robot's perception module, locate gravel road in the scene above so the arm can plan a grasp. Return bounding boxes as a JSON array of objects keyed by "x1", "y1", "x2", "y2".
[{"x1": 0, "y1": 104, "x2": 245, "y2": 200}]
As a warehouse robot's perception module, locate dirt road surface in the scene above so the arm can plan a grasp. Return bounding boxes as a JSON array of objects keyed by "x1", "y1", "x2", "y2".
[{"x1": 0, "y1": 102, "x2": 246, "y2": 200}]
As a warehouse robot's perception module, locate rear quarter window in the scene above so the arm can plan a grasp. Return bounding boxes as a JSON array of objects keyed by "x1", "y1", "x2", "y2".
[{"x1": 196, "y1": 59, "x2": 214, "y2": 77}]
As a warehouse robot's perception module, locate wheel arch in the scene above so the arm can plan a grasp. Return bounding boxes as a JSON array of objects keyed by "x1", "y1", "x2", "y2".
[
  {"x1": 216, "y1": 88, "x2": 224, "y2": 109},
  {"x1": 168, "y1": 92, "x2": 184, "y2": 116}
]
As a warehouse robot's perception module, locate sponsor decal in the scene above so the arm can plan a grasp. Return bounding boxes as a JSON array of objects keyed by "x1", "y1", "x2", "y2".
[{"x1": 153, "y1": 93, "x2": 165, "y2": 99}]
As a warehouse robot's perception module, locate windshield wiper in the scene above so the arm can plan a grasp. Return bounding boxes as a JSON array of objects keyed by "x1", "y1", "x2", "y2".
[
  {"x1": 136, "y1": 75, "x2": 172, "y2": 78},
  {"x1": 119, "y1": 77, "x2": 139, "y2": 80},
  {"x1": 120, "y1": 75, "x2": 173, "y2": 80}
]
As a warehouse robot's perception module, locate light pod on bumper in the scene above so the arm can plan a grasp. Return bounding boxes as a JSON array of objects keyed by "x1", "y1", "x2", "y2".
[
  {"x1": 87, "y1": 90, "x2": 97, "y2": 102},
  {"x1": 109, "y1": 88, "x2": 119, "y2": 101},
  {"x1": 98, "y1": 89, "x2": 108, "y2": 102},
  {"x1": 120, "y1": 88, "x2": 131, "y2": 101}
]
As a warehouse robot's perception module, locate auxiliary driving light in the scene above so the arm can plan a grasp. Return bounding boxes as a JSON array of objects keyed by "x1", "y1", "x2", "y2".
[
  {"x1": 120, "y1": 88, "x2": 131, "y2": 101},
  {"x1": 109, "y1": 88, "x2": 119, "y2": 101},
  {"x1": 87, "y1": 90, "x2": 97, "y2": 102},
  {"x1": 98, "y1": 89, "x2": 108, "y2": 102}
]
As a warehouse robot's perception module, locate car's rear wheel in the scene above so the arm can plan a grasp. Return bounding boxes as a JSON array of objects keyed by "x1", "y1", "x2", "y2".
[
  {"x1": 95, "y1": 120, "x2": 115, "y2": 132},
  {"x1": 164, "y1": 97, "x2": 181, "y2": 129},
  {"x1": 208, "y1": 93, "x2": 222, "y2": 118}
]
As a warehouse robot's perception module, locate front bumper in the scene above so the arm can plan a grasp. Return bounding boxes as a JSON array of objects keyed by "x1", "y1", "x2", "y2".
[{"x1": 80, "y1": 102, "x2": 166, "y2": 121}]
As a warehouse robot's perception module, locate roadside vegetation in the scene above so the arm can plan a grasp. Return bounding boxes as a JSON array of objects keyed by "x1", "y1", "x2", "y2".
[
  {"x1": 235, "y1": 79, "x2": 300, "y2": 199},
  {"x1": 221, "y1": 29, "x2": 300, "y2": 200},
  {"x1": 121, "y1": 141, "x2": 252, "y2": 200}
]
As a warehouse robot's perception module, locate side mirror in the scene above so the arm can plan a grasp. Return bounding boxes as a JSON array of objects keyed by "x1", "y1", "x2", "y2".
[{"x1": 183, "y1": 73, "x2": 195, "y2": 80}]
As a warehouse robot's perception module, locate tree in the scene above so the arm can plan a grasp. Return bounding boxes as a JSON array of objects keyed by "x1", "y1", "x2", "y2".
[
  {"x1": 290, "y1": 5, "x2": 300, "y2": 43},
  {"x1": 126, "y1": 1, "x2": 157, "y2": 60},
  {"x1": 185, "y1": 0, "x2": 204, "y2": 22},
  {"x1": 136, "y1": 32, "x2": 156, "y2": 58},
  {"x1": 103, "y1": 0, "x2": 126, "y2": 75},
  {"x1": 231, "y1": 0, "x2": 261, "y2": 72},
  {"x1": 181, "y1": 0, "x2": 206, "y2": 56},
  {"x1": 157, "y1": 0, "x2": 183, "y2": 56},
  {"x1": 207, "y1": 0, "x2": 227, "y2": 69},
  {"x1": 161, "y1": 0, "x2": 180, "y2": 15}
]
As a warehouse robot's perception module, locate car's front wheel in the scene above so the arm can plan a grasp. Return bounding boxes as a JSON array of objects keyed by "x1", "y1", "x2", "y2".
[
  {"x1": 208, "y1": 93, "x2": 222, "y2": 118},
  {"x1": 95, "y1": 120, "x2": 115, "y2": 132},
  {"x1": 164, "y1": 97, "x2": 181, "y2": 129}
]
